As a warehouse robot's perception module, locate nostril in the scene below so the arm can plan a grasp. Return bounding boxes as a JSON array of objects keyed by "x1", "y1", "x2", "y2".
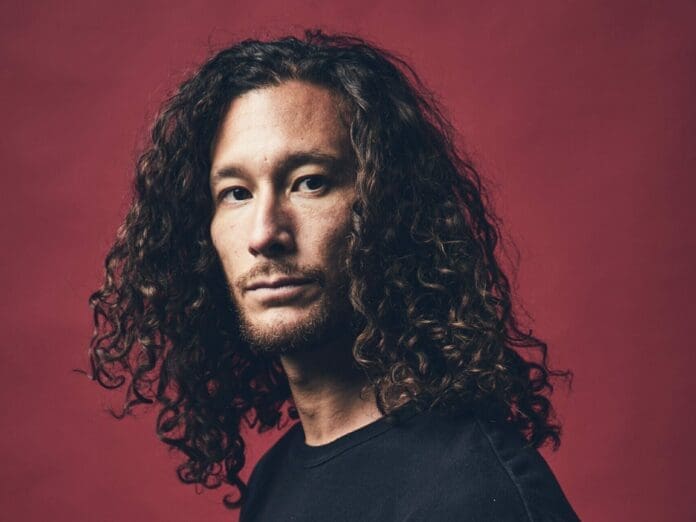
[
  {"x1": 248, "y1": 229, "x2": 295, "y2": 257},
  {"x1": 266, "y1": 242, "x2": 287, "y2": 257}
]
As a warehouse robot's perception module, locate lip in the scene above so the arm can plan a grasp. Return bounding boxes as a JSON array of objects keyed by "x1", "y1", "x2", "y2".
[
  {"x1": 245, "y1": 276, "x2": 314, "y2": 291},
  {"x1": 245, "y1": 278, "x2": 316, "y2": 305}
]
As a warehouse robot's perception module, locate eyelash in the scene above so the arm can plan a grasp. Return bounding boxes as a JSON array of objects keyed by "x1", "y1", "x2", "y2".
[
  {"x1": 295, "y1": 175, "x2": 327, "y2": 192},
  {"x1": 217, "y1": 175, "x2": 328, "y2": 203}
]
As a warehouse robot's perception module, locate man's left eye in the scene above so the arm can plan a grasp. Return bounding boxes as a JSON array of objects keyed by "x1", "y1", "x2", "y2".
[{"x1": 295, "y1": 175, "x2": 327, "y2": 192}]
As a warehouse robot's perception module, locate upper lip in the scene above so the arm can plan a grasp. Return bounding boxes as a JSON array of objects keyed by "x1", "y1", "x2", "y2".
[{"x1": 246, "y1": 276, "x2": 313, "y2": 291}]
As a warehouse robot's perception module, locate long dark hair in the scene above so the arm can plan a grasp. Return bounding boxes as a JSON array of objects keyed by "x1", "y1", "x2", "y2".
[{"x1": 88, "y1": 30, "x2": 569, "y2": 509}]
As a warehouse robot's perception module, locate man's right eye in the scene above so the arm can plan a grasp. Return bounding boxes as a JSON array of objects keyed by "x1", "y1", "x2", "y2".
[{"x1": 220, "y1": 187, "x2": 252, "y2": 202}]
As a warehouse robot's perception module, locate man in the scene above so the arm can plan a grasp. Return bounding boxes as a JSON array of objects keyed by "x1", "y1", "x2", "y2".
[{"x1": 88, "y1": 31, "x2": 579, "y2": 521}]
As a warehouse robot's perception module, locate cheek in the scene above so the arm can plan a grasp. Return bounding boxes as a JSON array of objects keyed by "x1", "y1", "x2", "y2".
[
  {"x1": 210, "y1": 217, "x2": 240, "y2": 273},
  {"x1": 314, "y1": 205, "x2": 352, "y2": 264},
  {"x1": 210, "y1": 218, "x2": 226, "y2": 260}
]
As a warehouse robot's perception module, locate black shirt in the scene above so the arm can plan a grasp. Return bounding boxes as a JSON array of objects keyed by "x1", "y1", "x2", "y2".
[{"x1": 240, "y1": 407, "x2": 579, "y2": 521}]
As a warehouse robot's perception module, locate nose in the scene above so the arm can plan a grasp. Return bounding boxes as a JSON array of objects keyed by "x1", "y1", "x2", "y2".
[{"x1": 247, "y1": 191, "x2": 295, "y2": 257}]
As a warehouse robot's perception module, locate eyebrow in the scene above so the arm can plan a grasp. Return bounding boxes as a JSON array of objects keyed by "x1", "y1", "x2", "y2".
[{"x1": 210, "y1": 151, "x2": 350, "y2": 185}]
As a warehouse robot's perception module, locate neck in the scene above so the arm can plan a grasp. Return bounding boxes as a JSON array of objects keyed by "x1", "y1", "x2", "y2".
[{"x1": 280, "y1": 338, "x2": 382, "y2": 446}]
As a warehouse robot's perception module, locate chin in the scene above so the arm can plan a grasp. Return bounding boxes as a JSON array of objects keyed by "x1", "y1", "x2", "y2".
[{"x1": 239, "y1": 306, "x2": 331, "y2": 355}]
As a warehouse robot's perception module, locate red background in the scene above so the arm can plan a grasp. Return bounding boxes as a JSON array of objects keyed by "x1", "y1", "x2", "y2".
[{"x1": 2, "y1": 1, "x2": 694, "y2": 520}]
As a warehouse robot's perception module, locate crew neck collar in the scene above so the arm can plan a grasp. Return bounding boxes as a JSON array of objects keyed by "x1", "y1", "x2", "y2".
[{"x1": 291, "y1": 403, "x2": 420, "y2": 468}]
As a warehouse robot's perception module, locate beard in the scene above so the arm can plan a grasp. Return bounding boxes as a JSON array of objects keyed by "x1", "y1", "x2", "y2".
[
  {"x1": 237, "y1": 296, "x2": 355, "y2": 355},
  {"x1": 231, "y1": 262, "x2": 358, "y2": 356}
]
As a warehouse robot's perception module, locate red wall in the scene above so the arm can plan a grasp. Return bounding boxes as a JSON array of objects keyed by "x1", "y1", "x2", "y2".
[{"x1": 2, "y1": 1, "x2": 694, "y2": 520}]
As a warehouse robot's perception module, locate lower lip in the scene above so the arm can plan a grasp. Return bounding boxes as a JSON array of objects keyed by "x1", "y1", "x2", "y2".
[{"x1": 248, "y1": 283, "x2": 314, "y2": 304}]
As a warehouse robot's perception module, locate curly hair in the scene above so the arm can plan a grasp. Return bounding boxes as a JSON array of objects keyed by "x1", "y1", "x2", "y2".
[{"x1": 88, "y1": 30, "x2": 569, "y2": 509}]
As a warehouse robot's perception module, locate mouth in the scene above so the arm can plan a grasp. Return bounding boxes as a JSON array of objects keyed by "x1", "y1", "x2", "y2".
[
  {"x1": 245, "y1": 276, "x2": 314, "y2": 291},
  {"x1": 244, "y1": 277, "x2": 317, "y2": 305}
]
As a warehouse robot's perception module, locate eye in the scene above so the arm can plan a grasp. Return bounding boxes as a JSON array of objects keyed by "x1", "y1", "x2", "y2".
[
  {"x1": 219, "y1": 187, "x2": 252, "y2": 203},
  {"x1": 294, "y1": 175, "x2": 328, "y2": 193}
]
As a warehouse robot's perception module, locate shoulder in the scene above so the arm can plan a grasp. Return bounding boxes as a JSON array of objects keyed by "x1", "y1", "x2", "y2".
[
  {"x1": 246, "y1": 422, "x2": 300, "y2": 486},
  {"x1": 398, "y1": 411, "x2": 579, "y2": 521},
  {"x1": 241, "y1": 423, "x2": 301, "y2": 518},
  {"x1": 472, "y1": 416, "x2": 579, "y2": 521}
]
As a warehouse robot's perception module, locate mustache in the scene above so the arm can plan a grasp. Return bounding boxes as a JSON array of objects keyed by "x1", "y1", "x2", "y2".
[{"x1": 235, "y1": 261, "x2": 326, "y2": 291}]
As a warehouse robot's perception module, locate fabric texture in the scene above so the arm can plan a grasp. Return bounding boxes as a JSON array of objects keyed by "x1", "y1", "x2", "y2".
[{"x1": 240, "y1": 406, "x2": 579, "y2": 521}]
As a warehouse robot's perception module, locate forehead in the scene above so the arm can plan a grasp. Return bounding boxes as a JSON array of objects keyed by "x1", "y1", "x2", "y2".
[{"x1": 210, "y1": 81, "x2": 350, "y2": 177}]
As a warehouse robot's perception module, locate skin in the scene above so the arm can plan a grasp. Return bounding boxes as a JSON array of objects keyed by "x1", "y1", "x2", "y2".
[{"x1": 210, "y1": 81, "x2": 381, "y2": 445}]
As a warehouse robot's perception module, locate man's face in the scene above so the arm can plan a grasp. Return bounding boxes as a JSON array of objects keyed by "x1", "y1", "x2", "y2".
[{"x1": 210, "y1": 81, "x2": 356, "y2": 353}]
